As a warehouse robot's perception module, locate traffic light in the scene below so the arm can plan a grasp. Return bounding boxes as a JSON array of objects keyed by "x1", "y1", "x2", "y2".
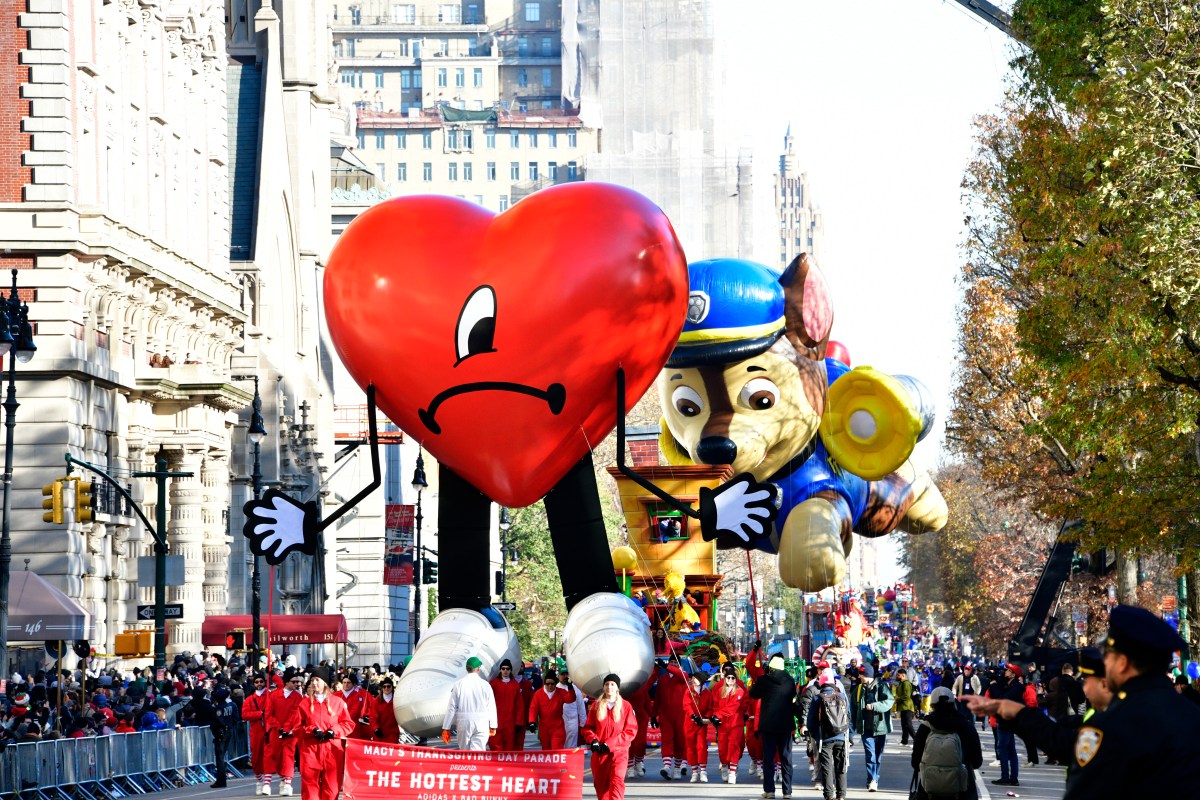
[
  {"x1": 422, "y1": 558, "x2": 438, "y2": 585},
  {"x1": 1070, "y1": 551, "x2": 1084, "y2": 575},
  {"x1": 225, "y1": 631, "x2": 246, "y2": 650},
  {"x1": 41, "y1": 480, "x2": 64, "y2": 524},
  {"x1": 75, "y1": 480, "x2": 96, "y2": 523}
]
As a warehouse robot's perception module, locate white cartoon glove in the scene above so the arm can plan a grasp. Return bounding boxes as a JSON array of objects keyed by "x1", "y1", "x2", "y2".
[
  {"x1": 242, "y1": 489, "x2": 320, "y2": 565},
  {"x1": 698, "y1": 473, "x2": 778, "y2": 549}
]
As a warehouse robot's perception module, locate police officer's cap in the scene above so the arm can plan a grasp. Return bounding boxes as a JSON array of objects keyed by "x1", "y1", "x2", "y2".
[
  {"x1": 1074, "y1": 647, "x2": 1105, "y2": 678},
  {"x1": 667, "y1": 259, "x2": 786, "y2": 368},
  {"x1": 1105, "y1": 604, "x2": 1186, "y2": 668}
]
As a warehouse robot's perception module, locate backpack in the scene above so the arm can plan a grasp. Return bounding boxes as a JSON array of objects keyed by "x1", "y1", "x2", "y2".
[
  {"x1": 817, "y1": 691, "x2": 850, "y2": 737},
  {"x1": 919, "y1": 722, "x2": 968, "y2": 798}
]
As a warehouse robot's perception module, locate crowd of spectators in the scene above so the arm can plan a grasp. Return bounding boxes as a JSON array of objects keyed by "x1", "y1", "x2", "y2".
[{"x1": 0, "y1": 652, "x2": 409, "y2": 747}]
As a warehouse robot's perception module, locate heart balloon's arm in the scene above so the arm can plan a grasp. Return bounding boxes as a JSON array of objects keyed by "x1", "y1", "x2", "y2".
[
  {"x1": 242, "y1": 490, "x2": 321, "y2": 565},
  {"x1": 698, "y1": 473, "x2": 779, "y2": 550}
]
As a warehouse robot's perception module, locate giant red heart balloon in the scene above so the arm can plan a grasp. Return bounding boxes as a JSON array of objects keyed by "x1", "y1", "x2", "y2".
[{"x1": 324, "y1": 183, "x2": 689, "y2": 507}]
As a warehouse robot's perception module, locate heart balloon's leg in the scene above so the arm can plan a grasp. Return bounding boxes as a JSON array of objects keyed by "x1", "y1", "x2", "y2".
[
  {"x1": 545, "y1": 453, "x2": 654, "y2": 697},
  {"x1": 543, "y1": 452, "x2": 618, "y2": 608},
  {"x1": 392, "y1": 465, "x2": 520, "y2": 738},
  {"x1": 436, "y1": 464, "x2": 493, "y2": 611}
]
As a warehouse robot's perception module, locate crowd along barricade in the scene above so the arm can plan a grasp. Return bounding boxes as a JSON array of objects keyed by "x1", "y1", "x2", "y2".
[{"x1": 0, "y1": 723, "x2": 249, "y2": 799}]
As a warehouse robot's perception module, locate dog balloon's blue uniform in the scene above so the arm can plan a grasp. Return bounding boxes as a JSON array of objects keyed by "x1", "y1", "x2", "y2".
[{"x1": 756, "y1": 358, "x2": 869, "y2": 553}]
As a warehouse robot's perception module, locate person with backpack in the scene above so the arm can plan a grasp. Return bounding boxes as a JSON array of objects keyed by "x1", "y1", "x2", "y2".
[
  {"x1": 806, "y1": 671, "x2": 850, "y2": 800},
  {"x1": 911, "y1": 686, "x2": 982, "y2": 800}
]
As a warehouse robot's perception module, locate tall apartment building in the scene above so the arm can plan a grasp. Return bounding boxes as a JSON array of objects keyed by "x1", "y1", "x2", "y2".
[
  {"x1": 775, "y1": 126, "x2": 824, "y2": 268},
  {"x1": 329, "y1": 0, "x2": 597, "y2": 215}
]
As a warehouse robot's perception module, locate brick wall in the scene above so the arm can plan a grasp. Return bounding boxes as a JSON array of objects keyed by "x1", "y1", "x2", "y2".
[
  {"x1": 629, "y1": 437, "x2": 660, "y2": 468},
  {"x1": 0, "y1": 2, "x2": 30, "y2": 202}
]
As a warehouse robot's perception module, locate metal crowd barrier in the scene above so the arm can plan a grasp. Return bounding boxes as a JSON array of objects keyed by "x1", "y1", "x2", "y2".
[{"x1": 0, "y1": 723, "x2": 249, "y2": 798}]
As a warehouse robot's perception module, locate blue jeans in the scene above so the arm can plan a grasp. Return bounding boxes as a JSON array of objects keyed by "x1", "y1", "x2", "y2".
[
  {"x1": 862, "y1": 734, "x2": 885, "y2": 783},
  {"x1": 997, "y1": 729, "x2": 1019, "y2": 782}
]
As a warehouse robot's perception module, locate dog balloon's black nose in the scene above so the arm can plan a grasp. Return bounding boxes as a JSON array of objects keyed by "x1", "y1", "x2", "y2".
[{"x1": 696, "y1": 436, "x2": 738, "y2": 465}]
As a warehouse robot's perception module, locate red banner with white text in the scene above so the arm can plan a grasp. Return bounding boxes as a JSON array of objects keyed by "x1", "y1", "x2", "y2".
[{"x1": 342, "y1": 740, "x2": 584, "y2": 800}]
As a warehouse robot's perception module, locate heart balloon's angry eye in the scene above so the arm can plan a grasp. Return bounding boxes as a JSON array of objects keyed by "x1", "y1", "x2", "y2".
[{"x1": 456, "y1": 286, "x2": 497, "y2": 364}]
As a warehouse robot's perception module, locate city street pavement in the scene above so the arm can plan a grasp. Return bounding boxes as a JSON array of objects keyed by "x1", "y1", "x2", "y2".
[{"x1": 147, "y1": 721, "x2": 1068, "y2": 800}]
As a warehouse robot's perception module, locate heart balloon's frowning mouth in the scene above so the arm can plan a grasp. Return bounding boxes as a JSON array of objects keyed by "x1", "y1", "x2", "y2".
[{"x1": 418, "y1": 381, "x2": 567, "y2": 434}]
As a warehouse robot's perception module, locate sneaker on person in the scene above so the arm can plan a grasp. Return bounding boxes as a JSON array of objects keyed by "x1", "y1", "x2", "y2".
[
  {"x1": 699, "y1": 768, "x2": 708, "y2": 783},
  {"x1": 278, "y1": 783, "x2": 292, "y2": 797},
  {"x1": 868, "y1": 780, "x2": 878, "y2": 792},
  {"x1": 636, "y1": 762, "x2": 645, "y2": 777},
  {"x1": 761, "y1": 793, "x2": 775, "y2": 799},
  {"x1": 992, "y1": 778, "x2": 1013, "y2": 786},
  {"x1": 989, "y1": 759, "x2": 1001, "y2": 766},
  {"x1": 727, "y1": 769, "x2": 736, "y2": 785},
  {"x1": 690, "y1": 771, "x2": 699, "y2": 783},
  {"x1": 626, "y1": 765, "x2": 634, "y2": 780}
]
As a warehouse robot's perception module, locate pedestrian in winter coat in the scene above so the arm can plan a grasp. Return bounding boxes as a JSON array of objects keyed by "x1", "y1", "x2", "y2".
[
  {"x1": 442, "y1": 657, "x2": 498, "y2": 751},
  {"x1": 749, "y1": 655, "x2": 798, "y2": 798},
  {"x1": 852, "y1": 662, "x2": 894, "y2": 792},
  {"x1": 911, "y1": 687, "x2": 981, "y2": 800},
  {"x1": 581, "y1": 675, "x2": 639, "y2": 800},
  {"x1": 296, "y1": 669, "x2": 355, "y2": 800},
  {"x1": 895, "y1": 672, "x2": 918, "y2": 746},
  {"x1": 807, "y1": 672, "x2": 851, "y2": 800},
  {"x1": 488, "y1": 659, "x2": 523, "y2": 750}
]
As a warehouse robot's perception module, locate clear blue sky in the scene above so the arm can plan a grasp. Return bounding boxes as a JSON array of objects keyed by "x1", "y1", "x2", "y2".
[{"x1": 716, "y1": 0, "x2": 1018, "y2": 583}]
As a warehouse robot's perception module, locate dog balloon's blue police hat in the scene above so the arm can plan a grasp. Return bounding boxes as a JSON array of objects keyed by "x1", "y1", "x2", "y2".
[
  {"x1": 667, "y1": 259, "x2": 786, "y2": 368},
  {"x1": 1105, "y1": 604, "x2": 1186, "y2": 668}
]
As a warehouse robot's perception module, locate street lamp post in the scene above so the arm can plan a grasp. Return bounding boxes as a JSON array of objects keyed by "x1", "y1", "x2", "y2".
[
  {"x1": 499, "y1": 507, "x2": 512, "y2": 604},
  {"x1": 0, "y1": 269, "x2": 36, "y2": 679},
  {"x1": 411, "y1": 450, "x2": 427, "y2": 648},
  {"x1": 232, "y1": 374, "x2": 267, "y2": 670}
]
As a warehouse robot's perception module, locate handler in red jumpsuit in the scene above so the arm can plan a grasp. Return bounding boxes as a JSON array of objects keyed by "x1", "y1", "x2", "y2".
[
  {"x1": 527, "y1": 671, "x2": 577, "y2": 750},
  {"x1": 682, "y1": 672, "x2": 714, "y2": 783},
  {"x1": 516, "y1": 669, "x2": 537, "y2": 750},
  {"x1": 489, "y1": 659, "x2": 523, "y2": 750},
  {"x1": 581, "y1": 674, "x2": 639, "y2": 800},
  {"x1": 266, "y1": 671, "x2": 306, "y2": 796},
  {"x1": 371, "y1": 676, "x2": 401, "y2": 743},
  {"x1": 624, "y1": 667, "x2": 654, "y2": 779},
  {"x1": 338, "y1": 674, "x2": 373, "y2": 740},
  {"x1": 654, "y1": 655, "x2": 689, "y2": 780},
  {"x1": 296, "y1": 667, "x2": 355, "y2": 800},
  {"x1": 242, "y1": 673, "x2": 272, "y2": 794},
  {"x1": 709, "y1": 666, "x2": 750, "y2": 783}
]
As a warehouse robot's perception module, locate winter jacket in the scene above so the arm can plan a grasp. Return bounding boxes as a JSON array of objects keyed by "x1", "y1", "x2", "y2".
[
  {"x1": 852, "y1": 680, "x2": 894, "y2": 737},
  {"x1": 748, "y1": 667, "x2": 798, "y2": 734}
]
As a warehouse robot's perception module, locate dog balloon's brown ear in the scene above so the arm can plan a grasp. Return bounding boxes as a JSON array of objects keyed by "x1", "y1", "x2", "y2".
[{"x1": 779, "y1": 253, "x2": 833, "y2": 360}]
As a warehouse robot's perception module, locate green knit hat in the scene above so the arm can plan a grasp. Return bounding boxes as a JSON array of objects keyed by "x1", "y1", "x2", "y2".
[{"x1": 466, "y1": 656, "x2": 482, "y2": 671}]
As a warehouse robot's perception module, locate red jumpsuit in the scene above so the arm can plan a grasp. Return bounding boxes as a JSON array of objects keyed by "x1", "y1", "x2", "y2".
[
  {"x1": 582, "y1": 697, "x2": 640, "y2": 800},
  {"x1": 625, "y1": 676, "x2": 653, "y2": 765},
  {"x1": 340, "y1": 688, "x2": 373, "y2": 740},
  {"x1": 296, "y1": 693, "x2": 355, "y2": 800},
  {"x1": 489, "y1": 676, "x2": 524, "y2": 750},
  {"x1": 517, "y1": 678, "x2": 536, "y2": 751},
  {"x1": 372, "y1": 693, "x2": 400, "y2": 743},
  {"x1": 241, "y1": 689, "x2": 271, "y2": 778},
  {"x1": 266, "y1": 689, "x2": 305, "y2": 780},
  {"x1": 655, "y1": 663, "x2": 688, "y2": 768},
  {"x1": 709, "y1": 681, "x2": 750, "y2": 767},
  {"x1": 682, "y1": 685, "x2": 713, "y2": 772},
  {"x1": 527, "y1": 685, "x2": 576, "y2": 750}
]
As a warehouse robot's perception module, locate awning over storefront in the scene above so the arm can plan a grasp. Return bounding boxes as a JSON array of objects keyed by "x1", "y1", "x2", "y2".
[
  {"x1": 6, "y1": 570, "x2": 92, "y2": 641},
  {"x1": 201, "y1": 614, "x2": 349, "y2": 646}
]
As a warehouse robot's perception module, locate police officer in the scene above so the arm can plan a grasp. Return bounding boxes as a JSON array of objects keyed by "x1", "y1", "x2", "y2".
[{"x1": 1063, "y1": 605, "x2": 1200, "y2": 797}]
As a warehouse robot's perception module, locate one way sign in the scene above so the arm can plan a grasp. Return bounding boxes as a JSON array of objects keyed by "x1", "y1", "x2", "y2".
[{"x1": 137, "y1": 604, "x2": 184, "y2": 621}]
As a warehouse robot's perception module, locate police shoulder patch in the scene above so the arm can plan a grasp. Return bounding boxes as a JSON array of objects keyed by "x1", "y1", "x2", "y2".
[{"x1": 1075, "y1": 725, "x2": 1103, "y2": 767}]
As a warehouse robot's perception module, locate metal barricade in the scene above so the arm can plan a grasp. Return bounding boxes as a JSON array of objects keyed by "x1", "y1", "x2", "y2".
[{"x1": 0, "y1": 723, "x2": 253, "y2": 798}]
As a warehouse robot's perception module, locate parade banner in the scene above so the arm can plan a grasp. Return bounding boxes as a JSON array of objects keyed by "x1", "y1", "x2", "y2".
[{"x1": 343, "y1": 740, "x2": 584, "y2": 800}]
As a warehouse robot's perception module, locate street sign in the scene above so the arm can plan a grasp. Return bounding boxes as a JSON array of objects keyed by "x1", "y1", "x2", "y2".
[
  {"x1": 137, "y1": 604, "x2": 184, "y2": 621},
  {"x1": 1162, "y1": 595, "x2": 1177, "y2": 612},
  {"x1": 494, "y1": 602, "x2": 517, "y2": 611},
  {"x1": 137, "y1": 555, "x2": 185, "y2": 586}
]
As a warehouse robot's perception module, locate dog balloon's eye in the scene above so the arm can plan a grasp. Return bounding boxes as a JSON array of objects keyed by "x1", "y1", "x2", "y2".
[
  {"x1": 671, "y1": 386, "x2": 704, "y2": 418},
  {"x1": 739, "y1": 377, "x2": 779, "y2": 411}
]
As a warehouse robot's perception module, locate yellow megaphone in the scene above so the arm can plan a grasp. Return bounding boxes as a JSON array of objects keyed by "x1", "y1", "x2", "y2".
[{"x1": 819, "y1": 366, "x2": 925, "y2": 480}]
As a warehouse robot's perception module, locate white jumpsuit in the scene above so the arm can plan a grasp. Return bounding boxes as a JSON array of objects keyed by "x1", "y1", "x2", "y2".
[
  {"x1": 559, "y1": 681, "x2": 588, "y2": 747},
  {"x1": 443, "y1": 671, "x2": 499, "y2": 751}
]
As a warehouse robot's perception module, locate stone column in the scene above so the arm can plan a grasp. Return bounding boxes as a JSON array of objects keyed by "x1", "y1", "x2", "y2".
[
  {"x1": 167, "y1": 447, "x2": 206, "y2": 654},
  {"x1": 202, "y1": 450, "x2": 231, "y2": 615}
]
